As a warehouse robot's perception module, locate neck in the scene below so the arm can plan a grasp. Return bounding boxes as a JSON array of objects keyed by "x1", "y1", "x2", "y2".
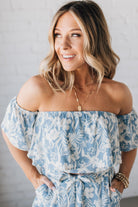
[{"x1": 74, "y1": 67, "x2": 95, "y2": 89}]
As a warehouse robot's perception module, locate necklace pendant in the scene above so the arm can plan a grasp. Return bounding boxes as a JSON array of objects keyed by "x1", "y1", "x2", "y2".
[{"x1": 78, "y1": 105, "x2": 82, "y2": 111}]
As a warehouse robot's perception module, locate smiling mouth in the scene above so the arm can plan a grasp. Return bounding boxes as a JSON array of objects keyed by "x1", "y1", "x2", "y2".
[{"x1": 62, "y1": 55, "x2": 76, "y2": 59}]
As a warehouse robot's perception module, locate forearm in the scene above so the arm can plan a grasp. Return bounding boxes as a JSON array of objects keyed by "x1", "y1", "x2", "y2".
[
  {"x1": 119, "y1": 148, "x2": 137, "y2": 178},
  {"x1": 111, "y1": 148, "x2": 137, "y2": 193},
  {"x1": 2, "y1": 130, "x2": 40, "y2": 188},
  {"x1": 2, "y1": 130, "x2": 55, "y2": 190}
]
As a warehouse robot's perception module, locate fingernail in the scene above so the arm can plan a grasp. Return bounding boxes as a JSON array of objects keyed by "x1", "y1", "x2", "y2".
[
  {"x1": 110, "y1": 187, "x2": 116, "y2": 192},
  {"x1": 52, "y1": 186, "x2": 56, "y2": 191}
]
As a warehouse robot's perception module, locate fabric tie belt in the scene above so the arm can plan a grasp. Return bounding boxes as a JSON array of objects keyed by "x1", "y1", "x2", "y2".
[{"x1": 53, "y1": 168, "x2": 114, "y2": 192}]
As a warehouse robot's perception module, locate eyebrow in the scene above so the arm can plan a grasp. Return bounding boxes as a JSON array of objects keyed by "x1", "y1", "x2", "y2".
[{"x1": 54, "y1": 28, "x2": 82, "y2": 32}]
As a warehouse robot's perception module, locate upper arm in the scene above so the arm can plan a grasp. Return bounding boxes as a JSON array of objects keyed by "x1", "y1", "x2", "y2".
[{"x1": 17, "y1": 75, "x2": 43, "y2": 112}]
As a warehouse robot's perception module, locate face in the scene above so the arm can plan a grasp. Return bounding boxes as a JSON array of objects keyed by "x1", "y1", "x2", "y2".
[{"x1": 54, "y1": 12, "x2": 88, "y2": 72}]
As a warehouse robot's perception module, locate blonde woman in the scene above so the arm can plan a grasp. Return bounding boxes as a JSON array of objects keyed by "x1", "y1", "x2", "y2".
[{"x1": 1, "y1": 1, "x2": 138, "y2": 206}]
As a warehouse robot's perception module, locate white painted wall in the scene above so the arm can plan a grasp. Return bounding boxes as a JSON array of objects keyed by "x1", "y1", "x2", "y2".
[{"x1": 0, "y1": 0, "x2": 138, "y2": 206}]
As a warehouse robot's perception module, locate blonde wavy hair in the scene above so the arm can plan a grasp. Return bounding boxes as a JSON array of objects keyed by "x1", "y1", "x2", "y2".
[{"x1": 39, "y1": 0, "x2": 120, "y2": 92}]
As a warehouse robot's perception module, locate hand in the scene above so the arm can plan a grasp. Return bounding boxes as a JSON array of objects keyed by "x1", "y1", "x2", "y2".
[
  {"x1": 34, "y1": 174, "x2": 56, "y2": 191},
  {"x1": 110, "y1": 178, "x2": 124, "y2": 193}
]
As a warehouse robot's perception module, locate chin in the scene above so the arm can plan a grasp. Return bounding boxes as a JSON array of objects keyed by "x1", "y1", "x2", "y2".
[
  {"x1": 62, "y1": 65, "x2": 76, "y2": 72},
  {"x1": 62, "y1": 64, "x2": 83, "y2": 72}
]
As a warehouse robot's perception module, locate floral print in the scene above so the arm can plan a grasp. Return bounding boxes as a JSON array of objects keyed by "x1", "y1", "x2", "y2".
[{"x1": 1, "y1": 97, "x2": 138, "y2": 207}]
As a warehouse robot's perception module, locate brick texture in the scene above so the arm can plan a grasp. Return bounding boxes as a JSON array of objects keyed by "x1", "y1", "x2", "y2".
[{"x1": 0, "y1": 0, "x2": 138, "y2": 206}]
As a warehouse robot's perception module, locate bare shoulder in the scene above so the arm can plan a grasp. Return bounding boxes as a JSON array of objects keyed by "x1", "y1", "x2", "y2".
[
  {"x1": 17, "y1": 75, "x2": 52, "y2": 112},
  {"x1": 102, "y1": 78, "x2": 133, "y2": 114}
]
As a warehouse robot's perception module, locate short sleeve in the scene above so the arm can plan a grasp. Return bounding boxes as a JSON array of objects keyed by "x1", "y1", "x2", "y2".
[
  {"x1": 1, "y1": 97, "x2": 38, "y2": 151},
  {"x1": 117, "y1": 109, "x2": 138, "y2": 151}
]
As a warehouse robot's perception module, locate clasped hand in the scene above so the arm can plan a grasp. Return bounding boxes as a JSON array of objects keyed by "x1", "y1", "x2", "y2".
[{"x1": 110, "y1": 178, "x2": 124, "y2": 193}]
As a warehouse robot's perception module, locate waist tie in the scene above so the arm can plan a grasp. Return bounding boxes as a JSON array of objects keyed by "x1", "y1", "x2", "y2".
[
  {"x1": 35, "y1": 168, "x2": 115, "y2": 207},
  {"x1": 55, "y1": 167, "x2": 114, "y2": 191}
]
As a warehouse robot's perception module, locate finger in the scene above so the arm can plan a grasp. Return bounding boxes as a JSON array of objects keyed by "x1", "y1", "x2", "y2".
[
  {"x1": 112, "y1": 179, "x2": 124, "y2": 193},
  {"x1": 41, "y1": 175, "x2": 56, "y2": 191},
  {"x1": 110, "y1": 186, "x2": 116, "y2": 192},
  {"x1": 110, "y1": 178, "x2": 119, "y2": 192}
]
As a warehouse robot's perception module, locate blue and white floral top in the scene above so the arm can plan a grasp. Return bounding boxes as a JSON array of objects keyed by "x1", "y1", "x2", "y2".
[
  {"x1": 1, "y1": 97, "x2": 138, "y2": 206},
  {"x1": 1, "y1": 97, "x2": 138, "y2": 176}
]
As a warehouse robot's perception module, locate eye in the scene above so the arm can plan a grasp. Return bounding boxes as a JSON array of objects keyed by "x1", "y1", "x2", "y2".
[
  {"x1": 54, "y1": 33, "x2": 61, "y2": 38},
  {"x1": 71, "y1": 33, "x2": 81, "y2": 37}
]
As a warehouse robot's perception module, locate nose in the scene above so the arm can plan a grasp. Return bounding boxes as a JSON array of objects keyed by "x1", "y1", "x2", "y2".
[{"x1": 61, "y1": 36, "x2": 71, "y2": 50}]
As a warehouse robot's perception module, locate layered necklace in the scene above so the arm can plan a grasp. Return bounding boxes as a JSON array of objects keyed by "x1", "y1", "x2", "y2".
[{"x1": 73, "y1": 85, "x2": 94, "y2": 111}]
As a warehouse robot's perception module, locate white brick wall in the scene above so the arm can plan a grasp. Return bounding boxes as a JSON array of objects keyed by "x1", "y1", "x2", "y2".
[{"x1": 0, "y1": 0, "x2": 138, "y2": 206}]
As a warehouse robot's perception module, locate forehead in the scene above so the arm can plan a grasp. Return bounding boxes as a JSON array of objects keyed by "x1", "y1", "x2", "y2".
[{"x1": 55, "y1": 12, "x2": 81, "y2": 30}]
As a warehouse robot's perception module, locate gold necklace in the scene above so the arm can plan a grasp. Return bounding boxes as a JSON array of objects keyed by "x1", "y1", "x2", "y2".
[{"x1": 74, "y1": 86, "x2": 93, "y2": 111}]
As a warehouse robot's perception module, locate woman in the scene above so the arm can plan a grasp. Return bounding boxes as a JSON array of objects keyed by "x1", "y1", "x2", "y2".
[{"x1": 1, "y1": 1, "x2": 138, "y2": 206}]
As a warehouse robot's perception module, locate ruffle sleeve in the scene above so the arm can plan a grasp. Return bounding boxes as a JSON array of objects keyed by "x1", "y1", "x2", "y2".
[
  {"x1": 1, "y1": 97, "x2": 38, "y2": 151},
  {"x1": 117, "y1": 109, "x2": 138, "y2": 151}
]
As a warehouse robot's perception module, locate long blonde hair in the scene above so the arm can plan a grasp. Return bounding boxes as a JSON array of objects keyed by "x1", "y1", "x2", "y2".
[{"x1": 39, "y1": 0, "x2": 120, "y2": 92}]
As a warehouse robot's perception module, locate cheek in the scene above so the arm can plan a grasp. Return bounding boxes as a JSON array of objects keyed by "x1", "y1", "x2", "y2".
[
  {"x1": 73, "y1": 41, "x2": 83, "y2": 52},
  {"x1": 54, "y1": 40, "x2": 59, "y2": 53},
  {"x1": 54, "y1": 47, "x2": 60, "y2": 59},
  {"x1": 77, "y1": 46, "x2": 84, "y2": 59},
  {"x1": 54, "y1": 44, "x2": 58, "y2": 53}
]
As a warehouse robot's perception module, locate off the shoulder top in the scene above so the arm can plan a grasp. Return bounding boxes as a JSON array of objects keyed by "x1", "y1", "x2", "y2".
[{"x1": 1, "y1": 97, "x2": 138, "y2": 175}]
